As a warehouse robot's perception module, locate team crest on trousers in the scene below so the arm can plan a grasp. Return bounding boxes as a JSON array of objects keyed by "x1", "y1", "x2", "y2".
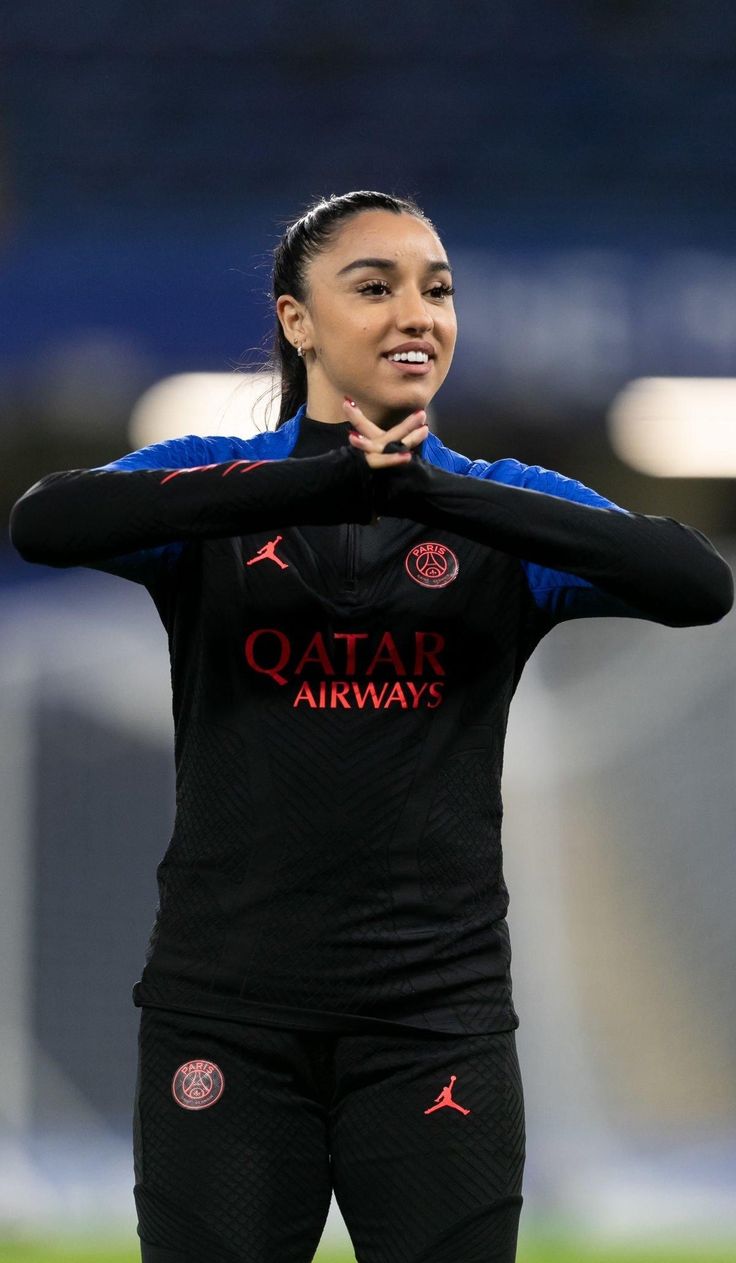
[
  {"x1": 171, "y1": 1059, "x2": 225, "y2": 1110},
  {"x1": 405, "y1": 542, "x2": 459, "y2": 588}
]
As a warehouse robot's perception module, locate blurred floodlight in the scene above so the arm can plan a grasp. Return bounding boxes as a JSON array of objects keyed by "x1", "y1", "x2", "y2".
[
  {"x1": 129, "y1": 372, "x2": 279, "y2": 447},
  {"x1": 608, "y1": 377, "x2": 736, "y2": 476}
]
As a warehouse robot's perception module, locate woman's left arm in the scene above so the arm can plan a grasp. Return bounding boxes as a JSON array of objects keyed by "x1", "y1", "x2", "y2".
[{"x1": 373, "y1": 453, "x2": 733, "y2": 628}]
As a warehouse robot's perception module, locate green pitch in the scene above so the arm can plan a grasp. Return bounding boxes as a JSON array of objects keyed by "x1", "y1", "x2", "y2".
[{"x1": 1, "y1": 1239, "x2": 735, "y2": 1262}]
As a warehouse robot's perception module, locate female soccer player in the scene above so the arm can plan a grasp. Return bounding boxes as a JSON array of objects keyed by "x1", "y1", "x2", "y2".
[{"x1": 10, "y1": 190, "x2": 733, "y2": 1263}]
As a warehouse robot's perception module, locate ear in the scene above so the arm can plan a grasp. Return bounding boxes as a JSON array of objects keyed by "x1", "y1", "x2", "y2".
[{"x1": 276, "y1": 294, "x2": 309, "y2": 349}]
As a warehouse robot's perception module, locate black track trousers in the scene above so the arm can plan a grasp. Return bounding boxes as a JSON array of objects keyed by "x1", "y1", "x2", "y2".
[{"x1": 134, "y1": 1005, "x2": 525, "y2": 1263}]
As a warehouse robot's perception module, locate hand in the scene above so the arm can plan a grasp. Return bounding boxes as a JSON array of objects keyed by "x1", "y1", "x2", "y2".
[{"x1": 343, "y1": 398, "x2": 429, "y2": 469}]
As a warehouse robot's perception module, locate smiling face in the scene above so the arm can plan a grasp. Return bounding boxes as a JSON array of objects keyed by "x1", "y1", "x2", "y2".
[{"x1": 276, "y1": 209, "x2": 458, "y2": 427}]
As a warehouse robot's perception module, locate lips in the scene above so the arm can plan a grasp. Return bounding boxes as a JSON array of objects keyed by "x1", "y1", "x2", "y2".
[
  {"x1": 383, "y1": 357, "x2": 433, "y2": 376},
  {"x1": 384, "y1": 341, "x2": 436, "y2": 358}
]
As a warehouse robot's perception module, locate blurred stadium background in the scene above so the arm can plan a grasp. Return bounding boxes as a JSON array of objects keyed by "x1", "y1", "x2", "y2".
[{"x1": 1, "y1": 2, "x2": 735, "y2": 1259}]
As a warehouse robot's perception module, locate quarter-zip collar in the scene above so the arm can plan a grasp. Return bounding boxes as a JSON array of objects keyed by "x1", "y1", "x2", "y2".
[{"x1": 290, "y1": 410, "x2": 352, "y2": 458}]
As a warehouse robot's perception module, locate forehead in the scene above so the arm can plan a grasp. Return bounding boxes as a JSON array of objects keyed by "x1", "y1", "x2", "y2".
[{"x1": 316, "y1": 210, "x2": 444, "y2": 271}]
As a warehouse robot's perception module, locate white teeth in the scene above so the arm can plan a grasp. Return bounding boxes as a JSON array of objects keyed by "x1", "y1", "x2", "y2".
[{"x1": 388, "y1": 351, "x2": 429, "y2": 362}]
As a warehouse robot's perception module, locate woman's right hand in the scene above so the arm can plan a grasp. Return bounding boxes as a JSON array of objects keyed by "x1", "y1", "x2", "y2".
[{"x1": 343, "y1": 399, "x2": 429, "y2": 469}]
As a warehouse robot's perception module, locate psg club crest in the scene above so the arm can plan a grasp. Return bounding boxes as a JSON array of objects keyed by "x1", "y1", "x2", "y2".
[
  {"x1": 171, "y1": 1059, "x2": 225, "y2": 1111},
  {"x1": 405, "y1": 541, "x2": 459, "y2": 589}
]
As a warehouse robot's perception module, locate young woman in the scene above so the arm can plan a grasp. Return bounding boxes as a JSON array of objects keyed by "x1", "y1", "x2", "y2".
[{"x1": 10, "y1": 190, "x2": 733, "y2": 1263}]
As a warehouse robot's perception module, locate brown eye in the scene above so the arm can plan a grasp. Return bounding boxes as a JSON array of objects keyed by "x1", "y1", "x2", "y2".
[{"x1": 357, "y1": 281, "x2": 390, "y2": 295}]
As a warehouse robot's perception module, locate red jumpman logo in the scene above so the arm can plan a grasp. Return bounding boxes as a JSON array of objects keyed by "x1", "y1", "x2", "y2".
[
  {"x1": 423, "y1": 1074, "x2": 471, "y2": 1115},
  {"x1": 246, "y1": 535, "x2": 288, "y2": 570}
]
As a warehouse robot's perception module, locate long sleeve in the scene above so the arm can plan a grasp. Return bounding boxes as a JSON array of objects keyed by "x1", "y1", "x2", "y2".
[
  {"x1": 374, "y1": 453, "x2": 733, "y2": 627},
  {"x1": 9, "y1": 444, "x2": 374, "y2": 570}
]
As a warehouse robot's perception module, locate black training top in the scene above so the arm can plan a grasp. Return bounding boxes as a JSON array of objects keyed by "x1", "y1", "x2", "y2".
[{"x1": 9, "y1": 406, "x2": 733, "y2": 1035}]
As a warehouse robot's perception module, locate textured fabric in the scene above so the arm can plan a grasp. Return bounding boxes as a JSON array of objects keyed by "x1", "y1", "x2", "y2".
[
  {"x1": 8, "y1": 407, "x2": 733, "y2": 1037},
  {"x1": 134, "y1": 1005, "x2": 525, "y2": 1263}
]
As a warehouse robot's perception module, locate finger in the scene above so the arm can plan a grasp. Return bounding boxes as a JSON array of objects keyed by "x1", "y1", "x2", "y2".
[
  {"x1": 347, "y1": 417, "x2": 426, "y2": 458},
  {"x1": 364, "y1": 451, "x2": 413, "y2": 469},
  {"x1": 399, "y1": 423, "x2": 429, "y2": 448},
  {"x1": 343, "y1": 399, "x2": 426, "y2": 446},
  {"x1": 347, "y1": 431, "x2": 379, "y2": 451},
  {"x1": 348, "y1": 426, "x2": 426, "y2": 459},
  {"x1": 384, "y1": 409, "x2": 427, "y2": 443},
  {"x1": 343, "y1": 399, "x2": 382, "y2": 438},
  {"x1": 379, "y1": 422, "x2": 428, "y2": 455}
]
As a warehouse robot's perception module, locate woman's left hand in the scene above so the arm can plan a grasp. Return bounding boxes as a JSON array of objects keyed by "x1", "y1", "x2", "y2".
[{"x1": 343, "y1": 398, "x2": 428, "y2": 469}]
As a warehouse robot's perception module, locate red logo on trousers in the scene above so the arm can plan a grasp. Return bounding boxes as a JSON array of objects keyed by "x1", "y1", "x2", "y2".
[
  {"x1": 423, "y1": 1074, "x2": 471, "y2": 1115},
  {"x1": 171, "y1": 1059, "x2": 225, "y2": 1111},
  {"x1": 247, "y1": 535, "x2": 288, "y2": 569}
]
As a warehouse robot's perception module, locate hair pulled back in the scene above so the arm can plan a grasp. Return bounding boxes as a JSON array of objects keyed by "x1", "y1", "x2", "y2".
[{"x1": 268, "y1": 190, "x2": 435, "y2": 428}]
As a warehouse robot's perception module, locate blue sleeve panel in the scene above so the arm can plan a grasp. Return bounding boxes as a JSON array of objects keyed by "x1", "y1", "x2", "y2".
[{"x1": 422, "y1": 430, "x2": 643, "y2": 621}]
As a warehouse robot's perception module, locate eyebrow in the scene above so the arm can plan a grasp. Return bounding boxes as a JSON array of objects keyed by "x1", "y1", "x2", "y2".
[{"x1": 336, "y1": 256, "x2": 453, "y2": 278}]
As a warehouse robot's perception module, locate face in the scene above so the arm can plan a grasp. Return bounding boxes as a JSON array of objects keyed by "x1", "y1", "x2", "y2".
[{"x1": 277, "y1": 209, "x2": 458, "y2": 427}]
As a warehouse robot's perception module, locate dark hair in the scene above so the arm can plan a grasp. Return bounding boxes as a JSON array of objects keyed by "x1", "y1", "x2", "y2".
[{"x1": 256, "y1": 190, "x2": 436, "y2": 429}]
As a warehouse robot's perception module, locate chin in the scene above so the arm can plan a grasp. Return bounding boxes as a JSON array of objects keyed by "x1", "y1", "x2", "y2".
[
  {"x1": 402, "y1": 393, "x2": 432, "y2": 413},
  {"x1": 392, "y1": 386, "x2": 432, "y2": 407},
  {"x1": 380, "y1": 396, "x2": 428, "y2": 418},
  {"x1": 362, "y1": 389, "x2": 433, "y2": 425}
]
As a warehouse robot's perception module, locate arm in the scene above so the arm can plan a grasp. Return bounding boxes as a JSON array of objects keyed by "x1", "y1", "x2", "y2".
[
  {"x1": 9, "y1": 439, "x2": 374, "y2": 572},
  {"x1": 374, "y1": 453, "x2": 733, "y2": 627}
]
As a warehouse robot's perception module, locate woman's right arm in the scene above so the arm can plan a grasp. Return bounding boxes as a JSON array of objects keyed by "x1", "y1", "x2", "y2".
[{"x1": 9, "y1": 445, "x2": 373, "y2": 569}]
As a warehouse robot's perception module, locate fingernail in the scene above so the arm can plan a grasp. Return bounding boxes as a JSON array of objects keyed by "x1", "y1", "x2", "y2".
[{"x1": 344, "y1": 396, "x2": 356, "y2": 407}]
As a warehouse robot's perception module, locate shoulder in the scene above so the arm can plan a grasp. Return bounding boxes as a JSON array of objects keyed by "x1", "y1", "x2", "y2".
[
  {"x1": 422, "y1": 431, "x2": 622, "y2": 511},
  {"x1": 94, "y1": 417, "x2": 301, "y2": 472}
]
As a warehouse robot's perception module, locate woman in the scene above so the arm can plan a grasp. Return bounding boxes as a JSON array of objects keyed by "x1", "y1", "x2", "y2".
[{"x1": 10, "y1": 190, "x2": 733, "y2": 1263}]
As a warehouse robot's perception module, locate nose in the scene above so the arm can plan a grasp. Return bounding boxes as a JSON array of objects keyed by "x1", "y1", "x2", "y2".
[{"x1": 396, "y1": 287, "x2": 434, "y2": 333}]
